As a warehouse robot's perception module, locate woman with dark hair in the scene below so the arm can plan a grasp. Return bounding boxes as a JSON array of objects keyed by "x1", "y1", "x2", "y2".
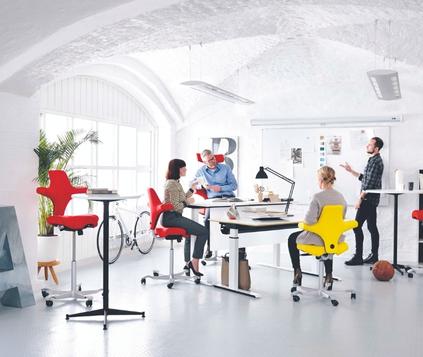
[{"x1": 162, "y1": 159, "x2": 208, "y2": 276}]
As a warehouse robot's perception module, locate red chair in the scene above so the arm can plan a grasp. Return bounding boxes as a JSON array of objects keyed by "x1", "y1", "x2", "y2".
[
  {"x1": 406, "y1": 210, "x2": 423, "y2": 277},
  {"x1": 36, "y1": 170, "x2": 101, "y2": 307},
  {"x1": 196, "y1": 153, "x2": 225, "y2": 163},
  {"x1": 140, "y1": 188, "x2": 200, "y2": 288}
]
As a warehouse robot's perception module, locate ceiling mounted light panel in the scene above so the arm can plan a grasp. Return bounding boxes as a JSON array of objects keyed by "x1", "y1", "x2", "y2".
[
  {"x1": 367, "y1": 69, "x2": 401, "y2": 101},
  {"x1": 181, "y1": 80, "x2": 254, "y2": 105}
]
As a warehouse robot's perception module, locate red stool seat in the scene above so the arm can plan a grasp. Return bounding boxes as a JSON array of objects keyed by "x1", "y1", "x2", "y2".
[
  {"x1": 47, "y1": 214, "x2": 98, "y2": 231},
  {"x1": 412, "y1": 210, "x2": 423, "y2": 221}
]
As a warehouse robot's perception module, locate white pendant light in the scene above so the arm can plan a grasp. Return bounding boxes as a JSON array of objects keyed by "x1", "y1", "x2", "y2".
[{"x1": 368, "y1": 20, "x2": 401, "y2": 101}]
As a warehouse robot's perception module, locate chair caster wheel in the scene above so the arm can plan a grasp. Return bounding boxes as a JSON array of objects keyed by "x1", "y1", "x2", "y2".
[
  {"x1": 408, "y1": 273, "x2": 413, "y2": 278},
  {"x1": 351, "y1": 293, "x2": 356, "y2": 300},
  {"x1": 201, "y1": 260, "x2": 207, "y2": 266},
  {"x1": 86, "y1": 300, "x2": 93, "y2": 307},
  {"x1": 194, "y1": 278, "x2": 201, "y2": 285},
  {"x1": 167, "y1": 283, "x2": 174, "y2": 289},
  {"x1": 103, "y1": 324, "x2": 107, "y2": 330},
  {"x1": 331, "y1": 299, "x2": 339, "y2": 306},
  {"x1": 46, "y1": 300, "x2": 53, "y2": 307},
  {"x1": 78, "y1": 284, "x2": 82, "y2": 291},
  {"x1": 292, "y1": 295, "x2": 300, "y2": 302},
  {"x1": 290, "y1": 286, "x2": 297, "y2": 293},
  {"x1": 141, "y1": 312, "x2": 146, "y2": 318},
  {"x1": 41, "y1": 289, "x2": 49, "y2": 298},
  {"x1": 153, "y1": 270, "x2": 159, "y2": 277},
  {"x1": 65, "y1": 314, "x2": 69, "y2": 320},
  {"x1": 369, "y1": 266, "x2": 373, "y2": 271},
  {"x1": 141, "y1": 278, "x2": 146, "y2": 285}
]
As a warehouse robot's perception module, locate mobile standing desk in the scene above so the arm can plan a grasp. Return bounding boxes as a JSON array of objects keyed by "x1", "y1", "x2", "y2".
[
  {"x1": 67, "y1": 194, "x2": 145, "y2": 330},
  {"x1": 365, "y1": 189, "x2": 423, "y2": 275}
]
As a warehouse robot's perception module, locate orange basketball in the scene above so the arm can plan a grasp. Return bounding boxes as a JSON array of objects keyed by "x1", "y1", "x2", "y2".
[{"x1": 372, "y1": 260, "x2": 395, "y2": 281}]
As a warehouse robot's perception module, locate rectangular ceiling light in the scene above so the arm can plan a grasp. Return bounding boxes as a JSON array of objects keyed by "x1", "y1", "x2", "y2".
[
  {"x1": 250, "y1": 115, "x2": 403, "y2": 128},
  {"x1": 181, "y1": 80, "x2": 254, "y2": 104},
  {"x1": 367, "y1": 69, "x2": 401, "y2": 100}
]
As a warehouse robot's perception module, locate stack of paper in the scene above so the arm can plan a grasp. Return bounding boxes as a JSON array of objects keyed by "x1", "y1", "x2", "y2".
[{"x1": 87, "y1": 188, "x2": 118, "y2": 194}]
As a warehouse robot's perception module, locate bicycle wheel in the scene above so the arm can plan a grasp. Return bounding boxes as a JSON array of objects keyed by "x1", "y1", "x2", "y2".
[
  {"x1": 96, "y1": 215, "x2": 124, "y2": 264},
  {"x1": 133, "y1": 211, "x2": 155, "y2": 254}
]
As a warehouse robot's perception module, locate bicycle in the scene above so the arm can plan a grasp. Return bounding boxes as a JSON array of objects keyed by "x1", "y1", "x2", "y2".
[{"x1": 96, "y1": 199, "x2": 155, "y2": 264}]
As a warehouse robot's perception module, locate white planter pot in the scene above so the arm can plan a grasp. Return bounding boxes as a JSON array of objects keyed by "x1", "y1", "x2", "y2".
[{"x1": 37, "y1": 235, "x2": 61, "y2": 262}]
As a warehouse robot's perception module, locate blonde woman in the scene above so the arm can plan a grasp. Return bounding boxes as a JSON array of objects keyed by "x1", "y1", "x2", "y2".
[{"x1": 287, "y1": 166, "x2": 347, "y2": 289}]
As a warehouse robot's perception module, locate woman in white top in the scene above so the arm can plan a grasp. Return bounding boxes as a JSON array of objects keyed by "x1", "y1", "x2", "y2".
[{"x1": 287, "y1": 166, "x2": 347, "y2": 290}]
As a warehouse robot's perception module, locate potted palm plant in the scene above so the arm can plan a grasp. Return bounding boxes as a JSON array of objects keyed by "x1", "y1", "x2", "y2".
[{"x1": 34, "y1": 129, "x2": 100, "y2": 262}]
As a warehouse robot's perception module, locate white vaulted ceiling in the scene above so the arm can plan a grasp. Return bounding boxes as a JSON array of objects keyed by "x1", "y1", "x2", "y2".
[{"x1": 2, "y1": 0, "x2": 423, "y2": 123}]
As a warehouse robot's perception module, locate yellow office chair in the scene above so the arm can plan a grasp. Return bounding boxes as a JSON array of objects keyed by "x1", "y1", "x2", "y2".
[{"x1": 291, "y1": 205, "x2": 358, "y2": 306}]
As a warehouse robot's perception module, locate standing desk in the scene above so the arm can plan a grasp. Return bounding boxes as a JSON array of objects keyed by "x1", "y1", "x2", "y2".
[
  {"x1": 209, "y1": 216, "x2": 299, "y2": 298},
  {"x1": 365, "y1": 189, "x2": 423, "y2": 275},
  {"x1": 188, "y1": 200, "x2": 295, "y2": 267},
  {"x1": 68, "y1": 194, "x2": 145, "y2": 330}
]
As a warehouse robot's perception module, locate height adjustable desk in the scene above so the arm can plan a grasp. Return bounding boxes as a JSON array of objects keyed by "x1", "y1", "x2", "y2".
[
  {"x1": 366, "y1": 189, "x2": 423, "y2": 275},
  {"x1": 68, "y1": 194, "x2": 145, "y2": 330},
  {"x1": 188, "y1": 200, "x2": 295, "y2": 267},
  {"x1": 209, "y1": 215, "x2": 299, "y2": 298}
]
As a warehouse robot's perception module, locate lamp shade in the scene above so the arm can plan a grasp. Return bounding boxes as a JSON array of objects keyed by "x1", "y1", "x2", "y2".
[
  {"x1": 367, "y1": 69, "x2": 401, "y2": 100},
  {"x1": 255, "y1": 166, "x2": 268, "y2": 179}
]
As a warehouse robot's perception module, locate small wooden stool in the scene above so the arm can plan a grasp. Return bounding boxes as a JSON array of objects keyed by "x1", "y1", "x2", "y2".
[{"x1": 37, "y1": 260, "x2": 60, "y2": 285}]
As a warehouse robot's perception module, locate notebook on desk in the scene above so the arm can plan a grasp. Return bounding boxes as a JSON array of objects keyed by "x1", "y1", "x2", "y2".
[
  {"x1": 211, "y1": 197, "x2": 244, "y2": 202},
  {"x1": 251, "y1": 216, "x2": 286, "y2": 221}
]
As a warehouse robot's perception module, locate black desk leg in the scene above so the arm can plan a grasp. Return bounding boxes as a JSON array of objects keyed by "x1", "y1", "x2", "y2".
[
  {"x1": 392, "y1": 194, "x2": 405, "y2": 275},
  {"x1": 66, "y1": 200, "x2": 145, "y2": 330}
]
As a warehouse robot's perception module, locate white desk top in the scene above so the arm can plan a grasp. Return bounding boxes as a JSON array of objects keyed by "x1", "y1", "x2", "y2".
[
  {"x1": 365, "y1": 189, "x2": 423, "y2": 195},
  {"x1": 72, "y1": 193, "x2": 140, "y2": 202},
  {"x1": 210, "y1": 216, "x2": 300, "y2": 228},
  {"x1": 188, "y1": 200, "x2": 286, "y2": 209}
]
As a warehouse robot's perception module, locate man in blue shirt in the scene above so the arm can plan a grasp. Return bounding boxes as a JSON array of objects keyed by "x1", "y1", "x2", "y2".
[{"x1": 195, "y1": 149, "x2": 238, "y2": 257}]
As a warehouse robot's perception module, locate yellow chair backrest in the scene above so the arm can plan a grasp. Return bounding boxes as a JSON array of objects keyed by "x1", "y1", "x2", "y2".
[{"x1": 297, "y1": 205, "x2": 358, "y2": 257}]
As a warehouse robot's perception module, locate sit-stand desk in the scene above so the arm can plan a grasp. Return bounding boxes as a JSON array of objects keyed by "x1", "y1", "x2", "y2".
[
  {"x1": 210, "y1": 216, "x2": 299, "y2": 298},
  {"x1": 366, "y1": 189, "x2": 423, "y2": 275},
  {"x1": 67, "y1": 194, "x2": 145, "y2": 330}
]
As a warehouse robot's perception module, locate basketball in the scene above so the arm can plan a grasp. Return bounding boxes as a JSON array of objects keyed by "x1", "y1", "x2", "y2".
[{"x1": 372, "y1": 260, "x2": 395, "y2": 281}]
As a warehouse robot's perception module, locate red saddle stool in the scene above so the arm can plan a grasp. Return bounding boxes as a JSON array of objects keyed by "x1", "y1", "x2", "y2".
[
  {"x1": 406, "y1": 210, "x2": 423, "y2": 277},
  {"x1": 36, "y1": 170, "x2": 101, "y2": 307},
  {"x1": 140, "y1": 188, "x2": 200, "y2": 288}
]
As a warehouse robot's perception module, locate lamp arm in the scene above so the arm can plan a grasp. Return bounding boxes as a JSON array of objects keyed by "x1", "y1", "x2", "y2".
[
  {"x1": 264, "y1": 167, "x2": 295, "y2": 213},
  {"x1": 264, "y1": 167, "x2": 295, "y2": 184}
]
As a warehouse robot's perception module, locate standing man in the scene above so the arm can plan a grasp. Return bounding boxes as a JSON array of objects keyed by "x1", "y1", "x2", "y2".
[
  {"x1": 341, "y1": 137, "x2": 384, "y2": 266},
  {"x1": 196, "y1": 149, "x2": 238, "y2": 258}
]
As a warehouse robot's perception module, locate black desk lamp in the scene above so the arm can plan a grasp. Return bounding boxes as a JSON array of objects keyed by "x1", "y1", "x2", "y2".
[{"x1": 255, "y1": 166, "x2": 295, "y2": 213}]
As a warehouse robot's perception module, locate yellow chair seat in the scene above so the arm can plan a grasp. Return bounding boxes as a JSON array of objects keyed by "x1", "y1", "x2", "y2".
[
  {"x1": 297, "y1": 205, "x2": 358, "y2": 256},
  {"x1": 297, "y1": 241, "x2": 349, "y2": 257}
]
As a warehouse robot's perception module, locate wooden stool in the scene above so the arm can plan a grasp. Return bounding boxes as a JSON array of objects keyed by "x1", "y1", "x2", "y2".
[{"x1": 37, "y1": 260, "x2": 60, "y2": 285}]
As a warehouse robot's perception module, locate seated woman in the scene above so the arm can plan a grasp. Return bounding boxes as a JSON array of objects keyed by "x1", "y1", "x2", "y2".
[
  {"x1": 162, "y1": 159, "x2": 208, "y2": 277},
  {"x1": 288, "y1": 166, "x2": 347, "y2": 289}
]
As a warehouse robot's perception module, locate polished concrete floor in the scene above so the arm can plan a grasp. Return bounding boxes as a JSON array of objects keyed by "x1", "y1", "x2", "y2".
[{"x1": 1, "y1": 242, "x2": 423, "y2": 357}]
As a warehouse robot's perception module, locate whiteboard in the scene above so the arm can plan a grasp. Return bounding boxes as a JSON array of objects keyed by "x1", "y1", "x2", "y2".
[{"x1": 262, "y1": 127, "x2": 390, "y2": 206}]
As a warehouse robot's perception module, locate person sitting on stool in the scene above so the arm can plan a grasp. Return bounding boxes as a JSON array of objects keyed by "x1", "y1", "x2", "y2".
[
  {"x1": 162, "y1": 159, "x2": 208, "y2": 276},
  {"x1": 287, "y1": 166, "x2": 347, "y2": 289}
]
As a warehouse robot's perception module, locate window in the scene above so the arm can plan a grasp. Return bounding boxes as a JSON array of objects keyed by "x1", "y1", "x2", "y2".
[{"x1": 41, "y1": 113, "x2": 154, "y2": 201}]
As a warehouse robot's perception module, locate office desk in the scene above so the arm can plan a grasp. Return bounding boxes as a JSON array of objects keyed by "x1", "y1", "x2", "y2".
[
  {"x1": 209, "y1": 216, "x2": 299, "y2": 298},
  {"x1": 189, "y1": 200, "x2": 292, "y2": 265},
  {"x1": 68, "y1": 194, "x2": 145, "y2": 330},
  {"x1": 366, "y1": 189, "x2": 423, "y2": 275}
]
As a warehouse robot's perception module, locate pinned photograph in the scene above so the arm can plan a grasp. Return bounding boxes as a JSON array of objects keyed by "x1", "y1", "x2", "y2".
[
  {"x1": 291, "y1": 148, "x2": 302, "y2": 164},
  {"x1": 327, "y1": 136, "x2": 342, "y2": 155}
]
